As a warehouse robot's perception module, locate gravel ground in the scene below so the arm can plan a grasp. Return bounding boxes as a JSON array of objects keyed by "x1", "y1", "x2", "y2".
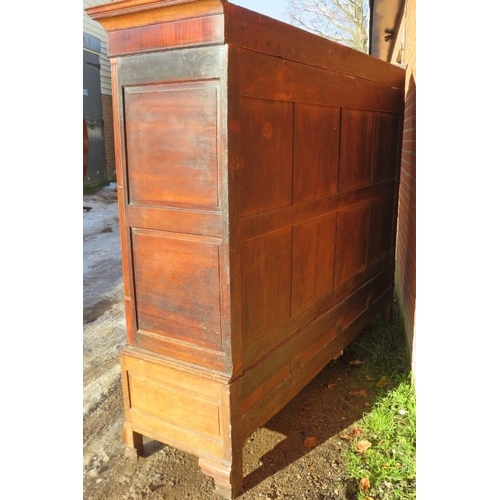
[{"x1": 83, "y1": 184, "x2": 376, "y2": 500}]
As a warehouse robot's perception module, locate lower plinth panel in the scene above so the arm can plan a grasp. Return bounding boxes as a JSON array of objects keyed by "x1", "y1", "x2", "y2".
[{"x1": 119, "y1": 347, "x2": 243, "y2": 498}]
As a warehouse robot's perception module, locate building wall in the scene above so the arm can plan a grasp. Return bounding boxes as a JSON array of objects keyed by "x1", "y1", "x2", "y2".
[
  {"x1": 391, "y1": 0, "x2": 416, "y2": 374},
  {"x1": 83, "y1": 0, "x2": 116, "y2": 181}
]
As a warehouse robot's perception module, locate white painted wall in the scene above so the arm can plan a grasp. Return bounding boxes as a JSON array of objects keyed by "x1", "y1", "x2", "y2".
[{"x1": 83, "y1": 0, "x2": 111, "y2": 95}]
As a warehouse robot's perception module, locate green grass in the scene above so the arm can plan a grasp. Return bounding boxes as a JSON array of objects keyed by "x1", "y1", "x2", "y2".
[
  {"x1": 83, "y1": 181, "x2": 114, "y2": 195},
  {"x1": 342, "y1": 305, "x2": 416, "y2": 500}
]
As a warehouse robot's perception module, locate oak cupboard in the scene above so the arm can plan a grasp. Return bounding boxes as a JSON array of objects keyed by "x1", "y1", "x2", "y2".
[{"x1": 86, "y1": 1, "x2": 405, "y2": 497}]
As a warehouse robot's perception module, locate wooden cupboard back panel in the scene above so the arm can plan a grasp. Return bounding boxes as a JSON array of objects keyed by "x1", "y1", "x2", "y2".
[
  {"x1": 293, "y1": 104, "x2": 340, "y2": 203},
  {"x1": 368, "y1": 195, "x2": 395, "y2": 266},
  {"x1": 339, "y1": 109, "x2": 375, "y2": 193},
  {"x1": 238, "y1": 48, "x2": 402, "y2": 112},
  {"x1": 334, "y1": 203, "x2": 371, "y2": 286},
  {"x1": 224, "y1": 2, "x2": 404, "y2": 89},
  {"x1": 291, "y1": 213, "x2": 337, "y2": 314},
  {"x1": 373, "y1": 112, "x2": 401, "y2": 183},
  {"x1": 238, "y1": 98, "x2": 293, "y2": 217},
  {"x1": 240, "y1": 229, "x2": 292, "y2": 347},
  {"x1": 234, "y1": 48, "x2": 402, "y2": 371}
]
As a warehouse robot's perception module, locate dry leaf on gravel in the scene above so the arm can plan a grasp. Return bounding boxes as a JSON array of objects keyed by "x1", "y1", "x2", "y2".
[
  {"x1": 304, "y1": 436, "x2": 318, "y2": 449},
  {"x1": 340, "y1": 426, "x2": 362, "y2": 440},
  {"x1": 349, "y1": 389, "x2": 368, "y2": 397},
  {"x1": 360, "y1": 477, "x2": 370, "y2": 491},
  {"x1": 355, "y1": 440, "x2": 372, "y2": 453}
]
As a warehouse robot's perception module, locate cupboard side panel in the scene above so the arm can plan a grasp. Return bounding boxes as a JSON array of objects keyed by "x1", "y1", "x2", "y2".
[
  {"x1": 124, "y1": 82, "x2": 219, "y2": 209},
  {"x1": 114, "y1": 46, "x2": 231, "y2": 373}
]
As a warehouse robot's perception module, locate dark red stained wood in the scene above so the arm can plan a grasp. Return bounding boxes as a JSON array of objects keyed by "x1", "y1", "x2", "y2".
[
  {"x1": 126, "y1": 205, "x2": 223, "y2": 238},
  {"x1": 339, "y1": 108, "x2": 375, "y2": 193},
  {"x1": 292, "y1": 214, "x2": 337, "y2": 313},
  {"x1": 238, "y1": 98, "x2": 293, "y2": 216},
  {"x1": 117, "y1": 45, "x2": 224, "y2": 87},
  {"x1": 293, "y1": 104, "x2": 340, "y2": 203},
  {"x1": 107, "y1": 15, "x2": 224, "y2": 56},
  {"x1": 224, "y1": 2, "x2": 405, "y2": 89},
  {"x1": 334, "y1": 203, "x2": 371, "y2": 286},
  {"x1": 241, "y1": 229, "x2": 292, "y2": 346},
  {"x1": 135, "y1": 332, "x2": 227, "y2": 372},
  {"x1": 239, "y1": 181, "x2": 394, "y2": 243},
  {"x1": 367, "y1": 196, "x2": 394, "y2": 266},
  {"x1": 125, "y1": 81, "x2": 219, "y2": 209},
  {"x1": 372, "y1": 112, "x2": 401, "y2": 183},
  {"x1": 239, "y1": 49, "x2": 403, "y2": 113},
  {"x1": 242, "y1": 261, "x2": 394, "y2": 370},
  {"x1": 86, "y1": 1, "x2": 406, "y2": 497},
  {"x1": 241, "y1": 269, "x2": 393, "y2": 439},
  {"x1": 132, "y1": 229, "x2": 222, "y2": 350}
]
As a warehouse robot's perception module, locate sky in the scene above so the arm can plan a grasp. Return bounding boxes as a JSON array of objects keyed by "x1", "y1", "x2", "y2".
[{"x1": 230, "y1": 0, "x2": 289, "y2": 23}]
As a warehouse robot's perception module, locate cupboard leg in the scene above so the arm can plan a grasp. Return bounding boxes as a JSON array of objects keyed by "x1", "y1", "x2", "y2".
[
  {"x1": 198, "y1": 456, "x2": 243, "y2": 499},
  {"x1": 122, "y1": 424, "x2": 143, "y2": 458}
]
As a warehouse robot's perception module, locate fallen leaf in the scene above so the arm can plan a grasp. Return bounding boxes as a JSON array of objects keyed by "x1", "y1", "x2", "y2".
[
  {"x1": 304, "y1": 436, "x2": 318, "y2": 449},
  {"x1": 360, "y1": 477, "x2": 370, "y2": 491},
  {"x1": 355, "y1": 440, "x2": 372, "y2": 453},
  {"x1": 376, "y1": 376, "x2": 388, "y2": 388},
  {"x1": 349, "y1": 390, "x2": 368, "y2": 397},
  {"x1": 349, "y1": 360, "x2": 363, "y2": 366},
  {"x1": 339, "y1": 426, "x2": 362, "y2": 440},
  {"x1": 327, "y1": 382, "x2": 336, "y2": 390}
]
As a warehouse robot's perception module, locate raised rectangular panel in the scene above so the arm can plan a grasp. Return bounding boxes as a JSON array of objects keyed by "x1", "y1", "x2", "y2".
[
  {"x1": 368, "y1": 196, "x2": 394, "y2": 265},
  {"x1": 238, "y1": 98, "x2": 293, "y2": 216},
  {"x1": 335, "y1": 204, "x2": 370, "y2": 285},
  {"x1": 293, "y1": 104, "x2": 340, "y2": 202},
  {"x1": 373, "y1": 112, "x2": 400, "y2": 183},
  {"x1": 339, "y1": 108, "x2": 374, "y2": 192},
  {"x1": 128, "y1": 374, "x2": 221, "y2": 437},
  {"x1": 241, "y1": 229, "x2": 292, "y2": 346},
  {"x1": 132, "y1": 229, "x2": 222, "y2": 350},
  {"x1": 292, "y1": 214, "x2": 337, "y2": 313},
  {"x1": 124, "y1": 81, "x2": 219, "y2": 209}
]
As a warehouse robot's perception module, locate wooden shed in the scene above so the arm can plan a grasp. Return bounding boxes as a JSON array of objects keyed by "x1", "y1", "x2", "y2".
[{"x1": 86, "y1": 1, "x2": 405, "y2": 497}]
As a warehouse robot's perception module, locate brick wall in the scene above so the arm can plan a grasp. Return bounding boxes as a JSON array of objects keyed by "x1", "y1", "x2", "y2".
[
  {"x1": 394, "y1": 0, "x2": 416, "y2": 367},
  {"x1": 102, "y1": 93, "x2": 116, "y2": 182}
]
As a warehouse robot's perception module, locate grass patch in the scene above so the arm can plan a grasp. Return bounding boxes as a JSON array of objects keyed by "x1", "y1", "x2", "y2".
[
  {"x1": 83, "y1": 181, "x2": 113, "y2": 195},
  {"x1": 342, "y1": 305, "x2": 416, "y2": 500}
]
